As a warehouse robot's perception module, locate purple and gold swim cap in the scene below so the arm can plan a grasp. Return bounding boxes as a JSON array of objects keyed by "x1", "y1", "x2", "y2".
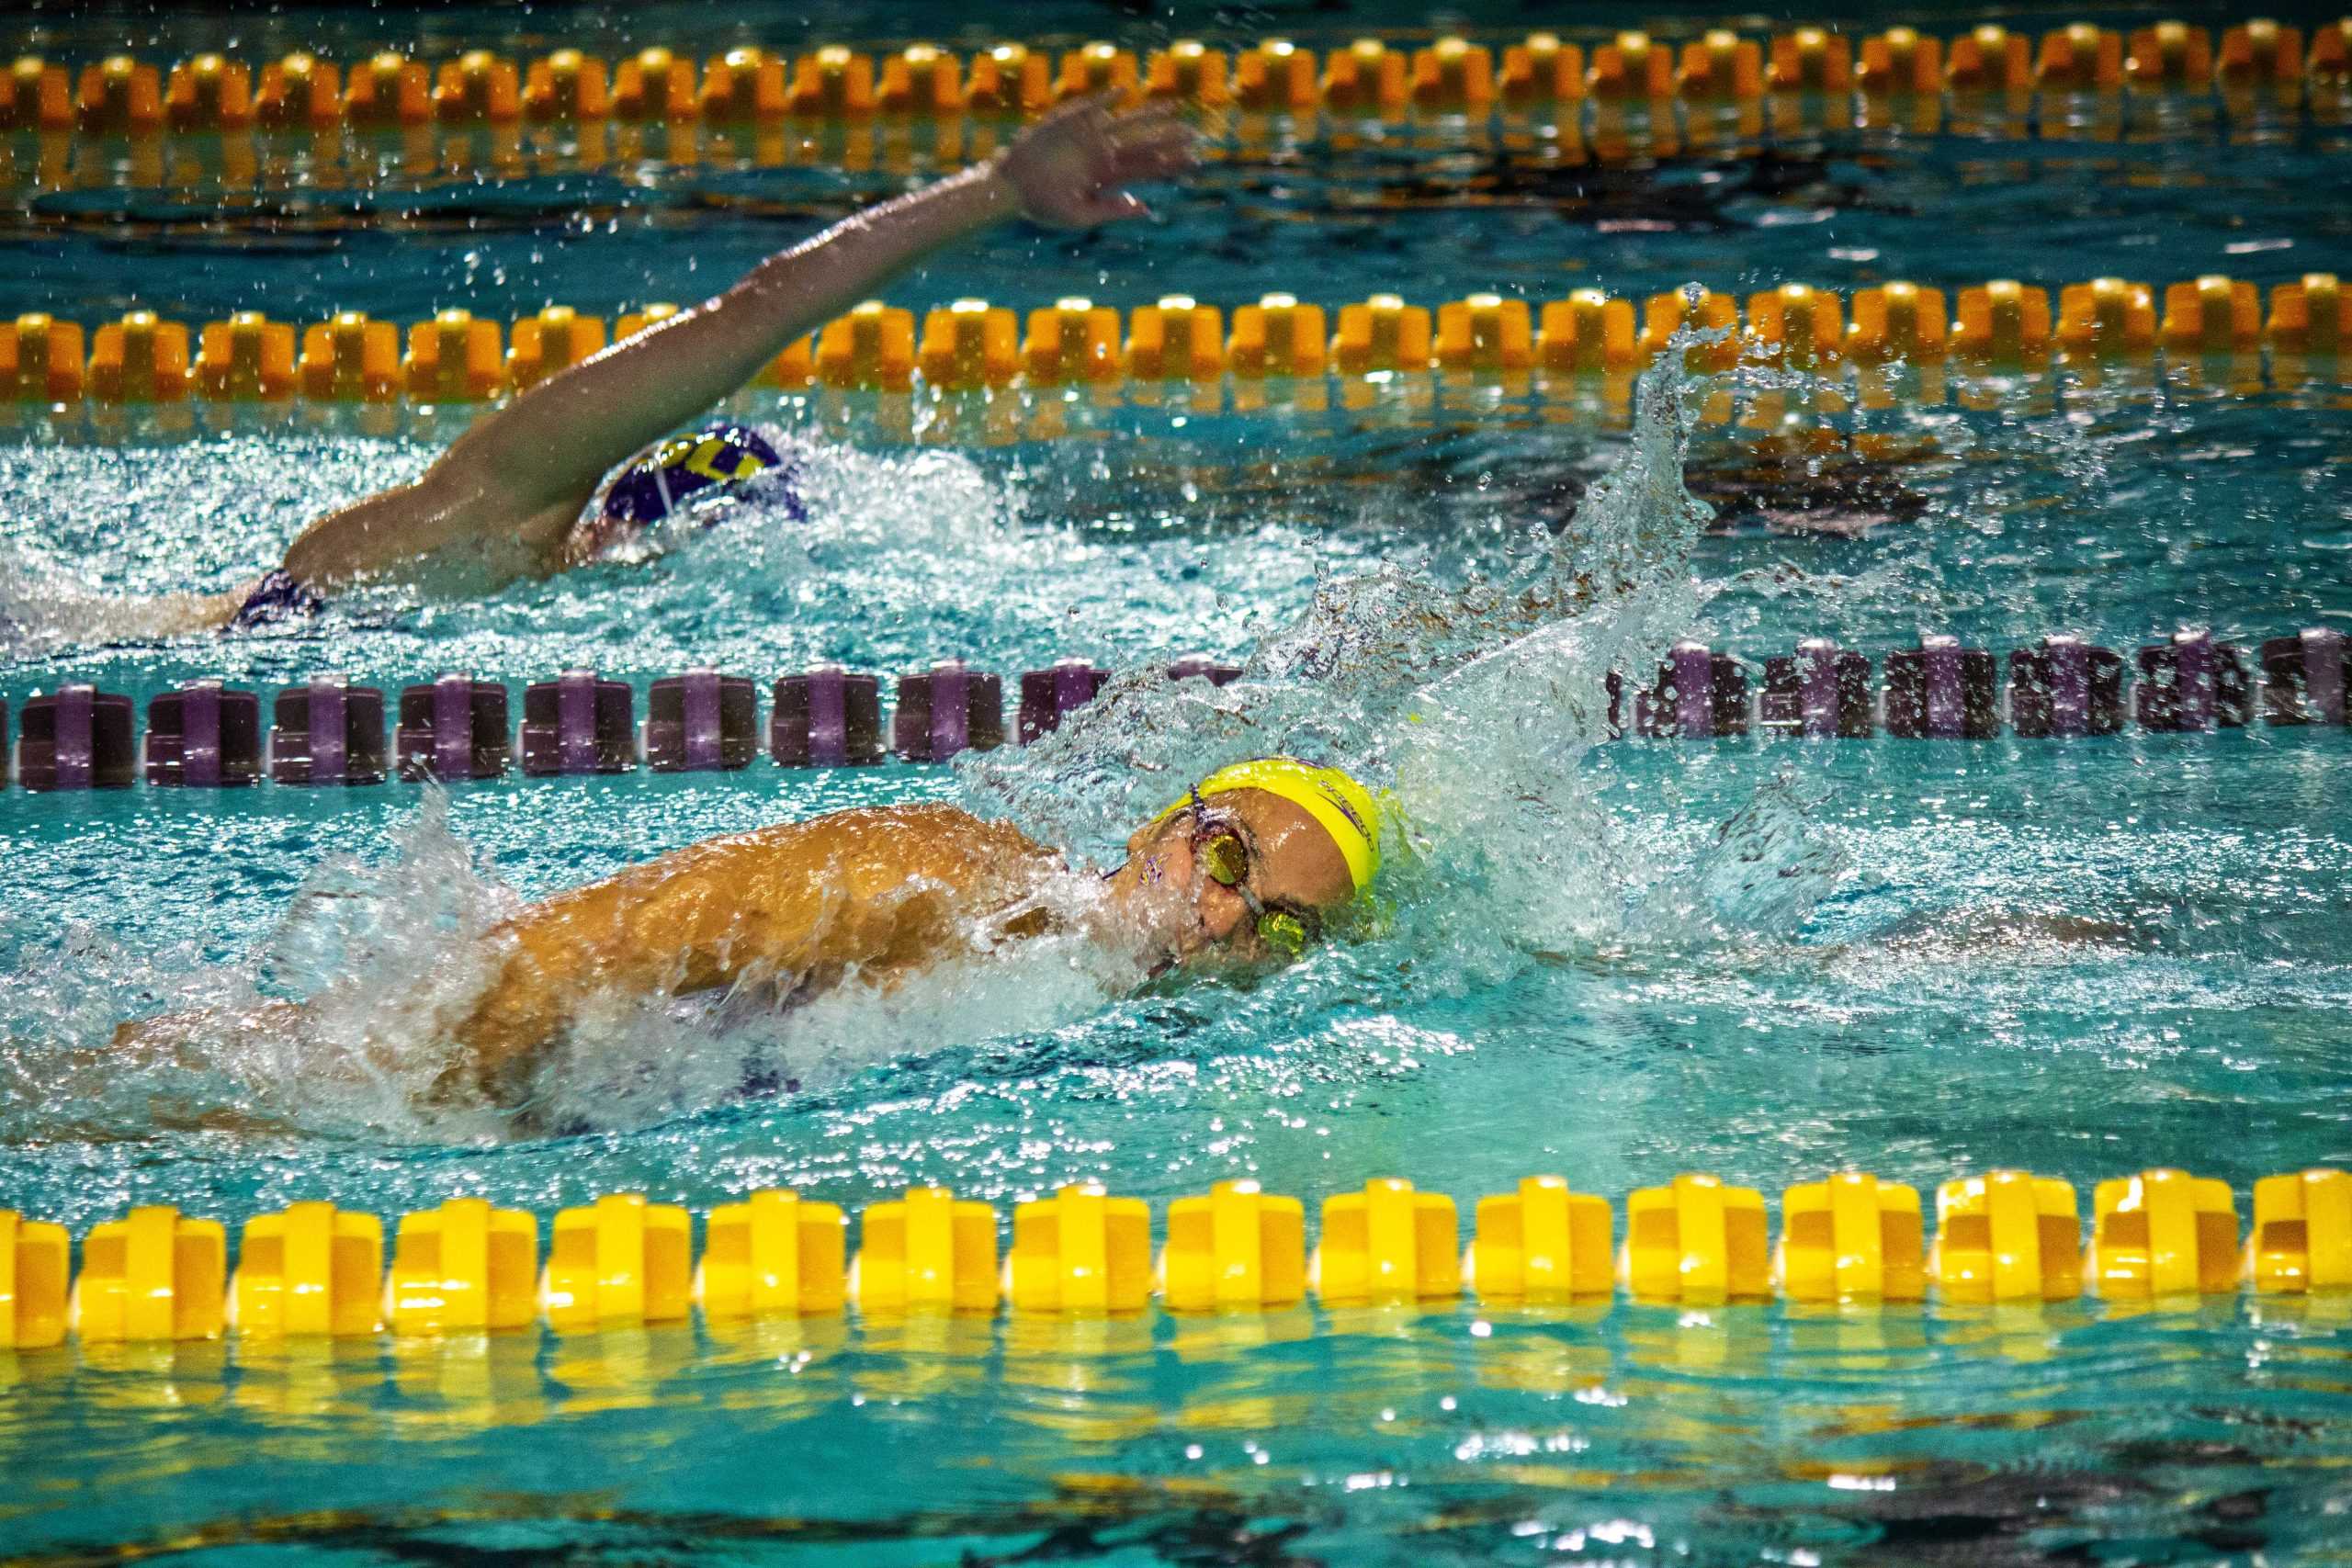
[{"x1": 600, "y1": 423, "x2": 801, "y2": 526}]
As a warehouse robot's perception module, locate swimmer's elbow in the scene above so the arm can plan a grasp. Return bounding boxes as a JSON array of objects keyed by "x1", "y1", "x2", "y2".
[
  {"x1": 286, "y1": 463, "x2": 583, "y2": 592},
  {"x1": 283, "y1": 481, "x2": 436, "y2": 590}
]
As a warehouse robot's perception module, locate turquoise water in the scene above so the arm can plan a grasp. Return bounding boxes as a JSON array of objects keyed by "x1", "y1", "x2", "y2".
[{"x1": 6, "y1": 6, "x2": 2352, "y2": 1562}]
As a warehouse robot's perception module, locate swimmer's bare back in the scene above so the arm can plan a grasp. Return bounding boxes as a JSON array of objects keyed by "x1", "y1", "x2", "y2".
[
  {"x1": 166, "y1": 98, "x2": 1193, "y2": 626},
  {"x1": 445, "y1": 805, "x2": 1059, "y2": 1103}
]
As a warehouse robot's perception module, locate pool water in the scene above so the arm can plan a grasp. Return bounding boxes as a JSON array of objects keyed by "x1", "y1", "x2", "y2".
[{"x1": 5, "y1": 5, "x2": 2352, "y2": 1562}]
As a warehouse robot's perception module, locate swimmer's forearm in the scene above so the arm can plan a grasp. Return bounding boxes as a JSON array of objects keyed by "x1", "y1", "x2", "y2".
[
  {"x1": 739, "y1": 162, "x2": 1019, "y2": 323},
  {"x1": 108, "y1": 998, "x2": 300, "y2": 1069}
]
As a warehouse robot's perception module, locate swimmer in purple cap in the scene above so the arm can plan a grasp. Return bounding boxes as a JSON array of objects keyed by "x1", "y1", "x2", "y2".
[{"x1": 149, "y1": 96, "x2": 1194, "y2": 633}]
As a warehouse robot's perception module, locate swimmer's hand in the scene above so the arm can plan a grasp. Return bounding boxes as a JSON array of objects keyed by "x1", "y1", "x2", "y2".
[{"x1": 990, "y1": 95, "x2": 1199, "y2": 228}]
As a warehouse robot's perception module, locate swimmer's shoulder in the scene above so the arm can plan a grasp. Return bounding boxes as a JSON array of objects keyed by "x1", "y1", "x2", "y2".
[
  {"x1": 709, "y1": 804, "x2": 1052, "y2": 882},
  {"x1": 802, "y1": 802, "x2": 1049, "y2": 859}
]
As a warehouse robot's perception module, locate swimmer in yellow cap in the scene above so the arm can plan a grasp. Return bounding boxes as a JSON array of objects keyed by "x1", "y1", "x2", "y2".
[{"x1": 112, "y1": 757, "x2": 1385, "y2": 1112}]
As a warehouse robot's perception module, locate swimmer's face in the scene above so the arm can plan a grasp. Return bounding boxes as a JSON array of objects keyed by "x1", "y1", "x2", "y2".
[{"x1": 1122, "y1": 787, "x2": 1357, "y2": 968}]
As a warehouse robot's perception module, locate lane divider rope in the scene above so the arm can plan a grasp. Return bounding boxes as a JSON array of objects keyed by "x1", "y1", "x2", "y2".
[
  {"x1": 6, "y1": 275, "x2": 2346, "y2": 423},
  {"x1": 8, "y1": 627, "x2": 2346, "y2": 795},
  {"x1": 6, "y1": 1165, "x2": 2347, "y2": 1350},
  {"x1": 6, "y1": 18, "x2": 2346, "y2": 165}
]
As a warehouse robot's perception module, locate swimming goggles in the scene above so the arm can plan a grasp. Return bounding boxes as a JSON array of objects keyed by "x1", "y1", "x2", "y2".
[{"x1": 1178, "y1": 789, "x2": 1322, "y2": 958}]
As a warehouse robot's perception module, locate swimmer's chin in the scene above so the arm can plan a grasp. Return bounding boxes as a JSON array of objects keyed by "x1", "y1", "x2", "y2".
[
  {"x1": 1128, "y1": 942, "x2": 1300, "y2": 997},
  {"x1": 1128, "y1": 962, "x2": 1243, "y2": 1001},
  {"x1": 1093, "y1": 915, "x2": 1273, "y2": 991}
]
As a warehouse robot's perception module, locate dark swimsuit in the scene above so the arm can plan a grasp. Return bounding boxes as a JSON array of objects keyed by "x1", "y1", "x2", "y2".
[
  {"x1": 229, "y1": 569, "x2": 325, "y2": 630},
  {"x1": 228, "y1": 422, "x2": 803, "y2": 632}
]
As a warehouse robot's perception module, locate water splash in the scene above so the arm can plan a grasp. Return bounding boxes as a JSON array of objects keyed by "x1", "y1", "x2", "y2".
[
  {"x1": 964, "y1": 335, "x2": 1840, "y2": 966},
  {"x1": 0, "y1": 791, "x2": 520, "y2": 1144}
]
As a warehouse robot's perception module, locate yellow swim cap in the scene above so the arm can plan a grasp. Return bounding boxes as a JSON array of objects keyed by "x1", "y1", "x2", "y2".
[{"x1": 1155, "y1": 756, "x2": 1383, "y2": 892}]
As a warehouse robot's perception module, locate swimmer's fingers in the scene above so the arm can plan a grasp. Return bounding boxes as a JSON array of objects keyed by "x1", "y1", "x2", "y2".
[
  {"x1": 1105, "y1": 103, "x2": 1193, "y2": 145},
  {"x1": 1105, "y1": 113, "x2": 1201, "y2": 179},
  {"x1": 1067, "y1": 114, "x2": 1199, "y2": 224}
]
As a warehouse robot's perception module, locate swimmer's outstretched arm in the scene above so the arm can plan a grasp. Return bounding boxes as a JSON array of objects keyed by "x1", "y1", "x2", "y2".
[{"x1": 278, "y1": 97, "x2": 1196, "y2": 595}]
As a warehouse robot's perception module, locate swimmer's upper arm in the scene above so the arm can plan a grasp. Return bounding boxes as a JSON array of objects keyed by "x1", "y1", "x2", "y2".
[
  {"x1": 448, "y1": 826, "x2": 842, "y2": 1087},
  {"x1": 281, "y1": 466, "x2": 591, "y2": 592}
]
